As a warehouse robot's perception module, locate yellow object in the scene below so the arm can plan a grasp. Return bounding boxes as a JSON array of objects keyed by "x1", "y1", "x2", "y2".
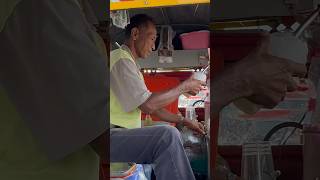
[
  {"x1": 110, "y1": 48, "x2": 142, "y2": 129},
  {"x1": 110, "y1": 163, "x2": 137, "y2": 178},
  {"x1": 110, "y1": 0, "x2": 209, "y2": 10},
  {"x1": 144, "y1": 114, "x2": 153, "y2": 126}
]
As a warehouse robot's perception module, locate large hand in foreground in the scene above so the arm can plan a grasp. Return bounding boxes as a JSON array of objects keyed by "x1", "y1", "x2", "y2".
[
  {"x1": 232, "y1": 34, "x2": 306, "y2": 109},
  {"x1": 212, "y1": 34, "x2": 306, "y2": 115}
]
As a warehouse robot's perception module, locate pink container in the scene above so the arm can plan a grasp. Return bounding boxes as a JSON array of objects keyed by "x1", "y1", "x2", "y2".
[{"x1": 180, "y1": 30, "x2": 210, "y2": 50}]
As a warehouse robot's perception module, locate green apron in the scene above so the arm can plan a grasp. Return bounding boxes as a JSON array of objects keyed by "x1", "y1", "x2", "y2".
[{"x1": 110, "y1": 47, "x2": 143, "y2": 129}]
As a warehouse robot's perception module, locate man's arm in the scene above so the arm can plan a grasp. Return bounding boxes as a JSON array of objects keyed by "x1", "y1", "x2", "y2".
[
  {"x1": 152, "y1": 108, "x2": 205, "y2": 134},
  {"x1": 111, "y1": 60, "x2": 204, "y2": 114},
  {"x1": 139, "y1": 77, "x2": 204, "y2": 114},
  {"x1": 139, "y1": 87, "x2": 182, "y2": 114}
]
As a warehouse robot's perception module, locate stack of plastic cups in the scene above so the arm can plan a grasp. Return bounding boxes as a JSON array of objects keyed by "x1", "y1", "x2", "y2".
[
  {"x1": 241, "y1": 141, "x2": 279, "y2": 180},
  {"x1": 303, "y1": 78, "x2": 320, "y2": 180}
]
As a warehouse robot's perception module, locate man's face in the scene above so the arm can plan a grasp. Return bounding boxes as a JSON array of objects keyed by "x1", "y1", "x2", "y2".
[{"x1": 134, "y1": 22, "x2": 157, "y2": 59}]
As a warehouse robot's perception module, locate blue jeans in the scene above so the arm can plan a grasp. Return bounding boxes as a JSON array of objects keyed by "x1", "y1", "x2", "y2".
[{"x1": 110, "y1": 126, "x2": 196, "y2": 180}]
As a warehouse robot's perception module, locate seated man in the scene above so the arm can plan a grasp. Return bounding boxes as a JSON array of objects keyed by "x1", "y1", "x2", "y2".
[{"x1": 110, "y1": 14, "x2": 306, "y2": 180}]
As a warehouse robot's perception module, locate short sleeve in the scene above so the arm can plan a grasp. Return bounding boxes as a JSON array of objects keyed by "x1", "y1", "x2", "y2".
[{"x1": 110, "y1": 59, "x2": 152, "y2": 112}]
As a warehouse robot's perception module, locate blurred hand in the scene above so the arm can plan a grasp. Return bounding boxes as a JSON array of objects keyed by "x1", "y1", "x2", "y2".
[
  {"x1": 180, "y1": 75, "x2": 206, "y2": 95},
  {"x1": 182, "y1": 118, "x2": 205, "y2": 135},
  {"x1": 233, "y1": 34, "x2": 306, "y2": 109}
]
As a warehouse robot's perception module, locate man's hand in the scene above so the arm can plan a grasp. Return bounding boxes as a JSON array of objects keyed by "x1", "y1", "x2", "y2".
[
  {"x1": 182, "y1": 118, "x2": 206, "y2": 135},
  {"x1": 212, "y1": 34, "x2": 307, "y2": 115},
  {"x1": 236, "y1": 35, "x2": 306, "y2": 108},
  {"x1": 180, "y1": 75, "x2": 206, "y2": 96}
]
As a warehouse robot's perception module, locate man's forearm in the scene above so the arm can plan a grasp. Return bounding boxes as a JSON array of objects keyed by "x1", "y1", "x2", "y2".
[
  {"x1": 140, "y1": 85, "x2": 183, "y2": 114},
  {"x1": 152, "y1": 108, "x2": 182, "y2": 123},
  {"x1": 140, "y1": 75, "x2": 204, "y2": 114}
]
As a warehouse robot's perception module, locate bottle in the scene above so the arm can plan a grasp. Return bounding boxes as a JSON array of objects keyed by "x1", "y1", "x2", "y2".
[{"x1": 144, "y1": 114, "x2": 153, "y2": 126}]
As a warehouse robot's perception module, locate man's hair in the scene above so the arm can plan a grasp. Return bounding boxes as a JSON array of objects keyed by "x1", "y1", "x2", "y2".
[{"x1": 125, "y1": 14, "x2": 155, "y2": 38}]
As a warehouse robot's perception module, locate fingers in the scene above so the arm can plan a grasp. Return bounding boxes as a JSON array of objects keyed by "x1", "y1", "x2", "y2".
[
  {"x1": 193, "y1": 121, "x2": 205, "y2": 135},
  {"x1": 285, "y1": 60, "x2": 307, "y2": 77},
  {"x1": 246, "y1": 72, "x2": 298, "y2": 109},
  {"x1": 286, "y1": 74, "x2": 298, "y2": 92},
  {"x1": 186, "y1": 80, "x2": 204, "y2": 95},
  {"x1": 198, "y1": 121, "x2": 205, "y2": 133},
  {"x1": 240, "y1": 43, "x2": 306, "y2": 110},
  {"x1": 188, "y1": 120, "x2": 206, "y2": 135},
  {"x1": 200, "y1": 81, "x2": 206, "y2": 86},
  {"x1": 187, "y1": 91, "x2": 197, "y2": 96},
  {"x1": 262, "y1": 52, "x2": 306, "y2": 78},
  {"x1": 273, "y1": 56, "x2": 307, "y2": 77},
  {"x1": 265, "y1": 79, "x2": 287, "y2": 94},
  {"x1": 182, "y1": 92, "x2": 192, "y2": 98},
  {"x1": 263, "y1": 72, "x2": 297, "y2": 93},
  {"x1": 182, "y1": 77, "x2": 205, "y2": 94},
  {"x1": 197, "y1": 125, "x2": 206, "y2": 135}
]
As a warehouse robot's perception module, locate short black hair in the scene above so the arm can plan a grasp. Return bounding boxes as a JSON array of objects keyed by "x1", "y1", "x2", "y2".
[{"x1": 125, "y1": 14, "x2": 155, "y2": 38}]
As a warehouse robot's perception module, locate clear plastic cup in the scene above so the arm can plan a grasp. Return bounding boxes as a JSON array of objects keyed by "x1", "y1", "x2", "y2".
[
  {"x1": 185, "y1": 106, "x2": 197, "y2": 120},
  {"x1": 241, "y1": 141, "x2": 279, "y2": 180},
  {"x1": 193, "y1": 71, "x2": 207, "y2": 83}
]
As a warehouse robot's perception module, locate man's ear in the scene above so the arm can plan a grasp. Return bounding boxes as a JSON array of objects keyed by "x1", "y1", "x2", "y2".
[{"x1": 131, "y1": 27, "x2": 139, "y2": 41}]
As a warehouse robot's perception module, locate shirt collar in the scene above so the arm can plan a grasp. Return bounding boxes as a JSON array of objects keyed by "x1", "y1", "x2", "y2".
[
  {"x1": 120, "y1": 44, "x2": 135, "y2": 61},
  {"x1": 120, "y1": 44, "x2": 141, "y2": 69}
]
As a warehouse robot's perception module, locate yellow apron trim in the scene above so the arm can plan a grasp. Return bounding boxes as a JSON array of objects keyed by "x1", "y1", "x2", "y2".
[{"x1": 110, "y1": 47, "x2": 143, "y2": 129}]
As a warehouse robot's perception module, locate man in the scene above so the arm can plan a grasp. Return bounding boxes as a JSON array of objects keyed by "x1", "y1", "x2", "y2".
[
  {"x1": 110, "y1": 13, "x2": 207, "y2": 180},
  {"x1": 110, "y1": 14, "x2": 206, "y2": 133},
  {"x1": 0, "y1": 0, "x2": 108, "y2": 179},
  {"x1": 110, "y1": 14, "x2": 306, "y2": 180}
]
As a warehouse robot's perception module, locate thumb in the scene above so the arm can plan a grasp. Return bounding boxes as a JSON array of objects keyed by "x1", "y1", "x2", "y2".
[{"x1": 257, "y1": 33, "x2": 271, "y2": 54}]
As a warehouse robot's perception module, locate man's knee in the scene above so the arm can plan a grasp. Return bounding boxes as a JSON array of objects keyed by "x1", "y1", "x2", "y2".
[{"x1": 158, "y1": 126, "x2": 182, "y2": 144}]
